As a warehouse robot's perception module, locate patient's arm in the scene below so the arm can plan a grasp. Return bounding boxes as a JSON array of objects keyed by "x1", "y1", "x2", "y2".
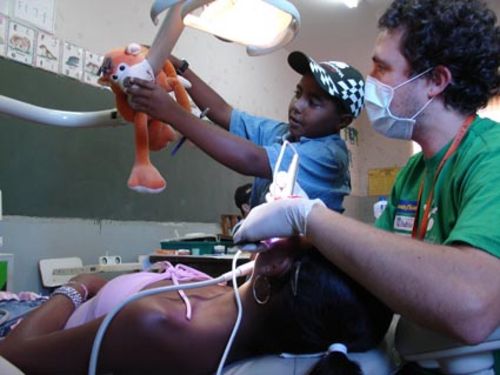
[
  {"x1": 3, "y1": 274, "x2": 106, "y2": 341},
  {"x1": 0, "y1": 275, "x2": 106, "y2": 373},
  {"x1": 0, "y1": 289, "x2": 230, "y2": 374}
]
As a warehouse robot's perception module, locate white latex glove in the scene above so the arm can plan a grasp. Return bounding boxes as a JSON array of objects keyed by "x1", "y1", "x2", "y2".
[{"x1": 233, "y1": 198, "x2": 325, "y2": 245}]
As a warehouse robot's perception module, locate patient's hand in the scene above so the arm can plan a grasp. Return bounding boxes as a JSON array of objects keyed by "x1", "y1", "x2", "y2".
[{"x1": 70, "y1": 274, "x2": 107, "y2": 298}]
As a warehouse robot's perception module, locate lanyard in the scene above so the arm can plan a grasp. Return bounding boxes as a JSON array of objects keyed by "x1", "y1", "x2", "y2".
[{"x1": 411, "y1": 115, "x2": 476, "y2": 240}]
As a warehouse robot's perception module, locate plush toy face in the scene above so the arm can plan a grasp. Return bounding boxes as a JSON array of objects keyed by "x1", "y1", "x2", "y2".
[{"x1": 98, "y1": 43, "x2": 150, "y2": 92}]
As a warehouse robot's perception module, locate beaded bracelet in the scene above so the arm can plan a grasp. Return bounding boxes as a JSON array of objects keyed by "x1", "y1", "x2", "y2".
[
  {"x1": 52, "y1": 285, "x2": 85, "y2": 309},
  {"x1": 68, "y1": 281, "x2": 89, "y2": 301}
]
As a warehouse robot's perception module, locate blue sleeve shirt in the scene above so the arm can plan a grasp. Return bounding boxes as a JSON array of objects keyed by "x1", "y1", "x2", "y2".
[{"x1": 230, "y1": 109, "x2": 351, "y2": 212}]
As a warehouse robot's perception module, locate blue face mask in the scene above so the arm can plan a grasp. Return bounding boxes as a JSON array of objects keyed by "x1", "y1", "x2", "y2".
[{"x1": 364, "y1": 69, "x2": 434, "y2": 140}]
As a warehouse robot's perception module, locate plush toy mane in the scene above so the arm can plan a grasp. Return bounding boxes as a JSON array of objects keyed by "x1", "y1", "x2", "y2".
[{"x1": 98, "y1": 43, "x2": 191, "y2": 193}]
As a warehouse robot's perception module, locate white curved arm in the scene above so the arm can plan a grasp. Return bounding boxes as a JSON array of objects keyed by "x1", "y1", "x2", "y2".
[
  {"x1": 147, "y1": 0, "x2": 188, "y2": 75},
  {"x1": 150, "y1": 0, "x2": 185, "y2": 25},
  {"x1": 0, "y1": 94, "x2": 125, "y2": 128}
]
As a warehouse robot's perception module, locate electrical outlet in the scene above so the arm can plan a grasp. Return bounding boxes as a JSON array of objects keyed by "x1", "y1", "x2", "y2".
[{"x1": 99, "y1": 255, "x2": 122, "y2": 265}]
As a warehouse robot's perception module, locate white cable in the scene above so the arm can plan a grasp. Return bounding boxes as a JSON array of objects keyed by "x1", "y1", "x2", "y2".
[
  {"x1": 215, "y1": 250, "x2": 244, "y2": 375},
  {"x1": 88, "y1": 257, "x2": 254, "y2": 375}
]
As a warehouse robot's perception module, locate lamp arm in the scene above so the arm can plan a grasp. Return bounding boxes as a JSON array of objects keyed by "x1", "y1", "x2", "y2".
[
  {"x1": 0, "y1": 94, "x2": 125, "y2": 128},
  {"x1": 150, "y1": 0, "x2": 184, "y2": 25},
  {"x1": 146, "y1": 0, "x2": 187, "y2": 75}
]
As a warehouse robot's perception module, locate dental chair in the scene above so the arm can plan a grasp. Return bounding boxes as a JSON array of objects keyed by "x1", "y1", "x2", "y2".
[
  {"x1": 222, "y1": 343, "x2": 394, "y2": 374},
  {"x1": 396, "y1": 317, "x2": 500, "y2": 374},
  {"x1": 1, "y1": 320, "x2": 499, "y2": 374},
  {"x1": 223, "y1": 317, "x2": 500, "y2": 375},
  {"x1": 222, "y1": 317, "x2": 399, "y2": 374}
]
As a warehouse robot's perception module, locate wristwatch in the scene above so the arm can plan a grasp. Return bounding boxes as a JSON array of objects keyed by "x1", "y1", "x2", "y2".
[{"x1": 176, "y1": 59, "x2": 189, "y2": 75}]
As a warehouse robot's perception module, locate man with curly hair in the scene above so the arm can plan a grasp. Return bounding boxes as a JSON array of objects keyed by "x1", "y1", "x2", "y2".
[{"x1": 235, "y1": 0, "x2": 500, "y2": 373}]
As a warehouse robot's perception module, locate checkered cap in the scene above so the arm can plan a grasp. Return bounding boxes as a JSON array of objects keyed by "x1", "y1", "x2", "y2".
[{"x1": 288, "y1": 51, "x2": 365, "y2": 118}]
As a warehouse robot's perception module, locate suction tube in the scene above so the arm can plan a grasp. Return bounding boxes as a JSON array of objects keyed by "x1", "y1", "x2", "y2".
[
  {"x1": 0, "y1": 94, "x2": 125, "y2": 128},
  {"x1": 88, "y1": 256, "x2": 255, "y2": 375}
]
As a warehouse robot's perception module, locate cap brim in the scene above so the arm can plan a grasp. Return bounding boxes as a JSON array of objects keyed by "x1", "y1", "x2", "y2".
[{"x1": 288, "y1": 51, "x2": 316, "y2": 75}]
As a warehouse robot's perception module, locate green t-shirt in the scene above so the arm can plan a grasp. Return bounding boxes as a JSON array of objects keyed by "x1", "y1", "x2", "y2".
[{"x1": 375, "y1": 116, "x2": 500, "y2": 373}]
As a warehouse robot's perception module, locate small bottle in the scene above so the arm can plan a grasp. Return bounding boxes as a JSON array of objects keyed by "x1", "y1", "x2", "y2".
[{"x1": 373, "y1": 196, "x2": 388, "y2": 219}]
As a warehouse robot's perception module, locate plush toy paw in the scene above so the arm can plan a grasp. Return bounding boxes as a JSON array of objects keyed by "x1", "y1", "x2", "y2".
[
  {"x1": 148, "y1": 121, "x2": 176, "y2": 151},
  {"x1": 127, "y1": 163, "x2": 166, "y2": 193}
]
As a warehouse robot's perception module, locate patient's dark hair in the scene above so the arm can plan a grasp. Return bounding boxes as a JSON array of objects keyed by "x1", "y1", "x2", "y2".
[{"x1": 255, "y1": 246, "x2": 393, "y2": 375}]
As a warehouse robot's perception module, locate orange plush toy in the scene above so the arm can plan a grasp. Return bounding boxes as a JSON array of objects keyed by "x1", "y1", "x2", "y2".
[{"x1": 98, "y1": 43, "x2": 191, "y2": 193}]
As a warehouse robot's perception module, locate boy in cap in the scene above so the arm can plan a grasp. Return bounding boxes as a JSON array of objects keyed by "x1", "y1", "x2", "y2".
[
  {"x1": 127, "y1": 51, "x2": 365, "y2": 212},
  {"x1": 234, "y1": 183, "x2": 252, "y2": 219}
]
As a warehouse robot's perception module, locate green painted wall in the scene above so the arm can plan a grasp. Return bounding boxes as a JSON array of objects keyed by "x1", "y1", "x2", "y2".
[{"x1": 0, "y1": 58, "x2": 249, "y2": 222}]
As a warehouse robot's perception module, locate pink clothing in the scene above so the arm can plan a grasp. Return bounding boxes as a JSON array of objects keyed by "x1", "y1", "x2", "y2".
[{"x1": 65, "y1": 262, "x2": 212, "y2": 329}]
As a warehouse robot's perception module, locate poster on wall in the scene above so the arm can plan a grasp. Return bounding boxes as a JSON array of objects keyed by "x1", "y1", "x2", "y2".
[
  {"x1": 342, "y1": 127, "x2": 359, "y2": 146},
  {"x1": 0, "y1": 14, "x2": 7, "y2": 56},
  {"x1": 35, "y1": 31, "x2": 59, "y2": 73},
  {"x1": 61, "y1": 41, "x2": 83, "y2": 80},
  {"x1": 83, "y1": 51, "x2": 103, "y2": 87},
  {"x1": 367, "y1": 167, "x2": 400, "y2": 196},
  {"x1": 6, "y1": 20, "x2": 35, "y2": 65},
  {"x1": 13, "y1": 0, "x2": 54, "y2": 33}
]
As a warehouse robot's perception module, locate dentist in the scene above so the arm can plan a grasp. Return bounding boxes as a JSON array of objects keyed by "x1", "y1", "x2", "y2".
[{"x1": 234, "y1": 0, "x2": 500, "y2": 372}]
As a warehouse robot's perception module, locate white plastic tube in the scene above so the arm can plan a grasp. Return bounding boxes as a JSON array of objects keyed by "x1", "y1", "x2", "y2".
[{"x1": 0, "y1": 94, "x2": 125, "y2": 128}]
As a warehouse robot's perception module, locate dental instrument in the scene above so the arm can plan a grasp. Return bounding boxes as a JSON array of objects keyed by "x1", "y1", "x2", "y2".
[
  {"x1": 265, "y1": 140, "x2": 300, "y2": 202},
  {"x1": 88, "y1": 253, "x2": 255, "y2": 375}
]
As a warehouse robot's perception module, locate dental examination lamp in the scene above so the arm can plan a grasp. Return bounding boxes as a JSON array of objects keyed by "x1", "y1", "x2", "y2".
[
  {"x1": 146, "y1": 0, "x2": 301, "y2": 75},
  {"x1": 0, "y1": 0, "x2": 299, "y2": 128}
]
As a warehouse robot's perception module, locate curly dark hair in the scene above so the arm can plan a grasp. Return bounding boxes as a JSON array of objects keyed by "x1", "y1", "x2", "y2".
[{"x1": 379, "y1": 0, "x2": 500, "y2": 114}]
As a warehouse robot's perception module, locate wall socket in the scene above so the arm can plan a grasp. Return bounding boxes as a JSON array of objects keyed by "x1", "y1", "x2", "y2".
[{"x1": 98, "y1": 255, "x2": 122, "y2": 265}]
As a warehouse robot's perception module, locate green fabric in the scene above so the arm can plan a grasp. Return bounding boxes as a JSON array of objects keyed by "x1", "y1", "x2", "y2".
[
  {"x1": 375, "y1": 116, "x2": 500, "y2": 257},
  {"x1": 375, "y1": 116, "x2": 500, "y2": 372}
]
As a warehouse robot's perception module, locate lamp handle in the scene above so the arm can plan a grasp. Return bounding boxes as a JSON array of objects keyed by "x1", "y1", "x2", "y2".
[{"x1": 146, "y1": 0, "x2": 186, "y2": 75}]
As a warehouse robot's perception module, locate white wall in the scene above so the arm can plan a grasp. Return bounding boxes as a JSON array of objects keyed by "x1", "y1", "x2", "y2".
[{"x1": 1, "y1": 215, "x2": 219, "y2": 292}]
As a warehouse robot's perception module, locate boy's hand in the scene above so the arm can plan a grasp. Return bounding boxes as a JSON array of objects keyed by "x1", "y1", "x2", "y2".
[{"x1": 126, "y1": 78, "x2": 178, "y2": 121}]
